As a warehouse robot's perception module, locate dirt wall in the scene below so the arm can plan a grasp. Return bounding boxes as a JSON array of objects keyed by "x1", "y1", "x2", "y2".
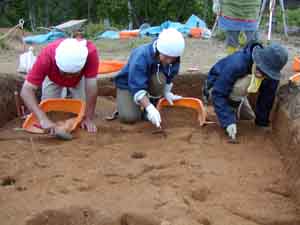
[
  {"x1": 0, "y1": 73, "x2": 24, "y2": 127},
  {"x1": 97, "y1": 72, "x2": 206, "y2": 98},
  {"x1": 273, "y1": 84, "x2": 300, "y2": 203}
]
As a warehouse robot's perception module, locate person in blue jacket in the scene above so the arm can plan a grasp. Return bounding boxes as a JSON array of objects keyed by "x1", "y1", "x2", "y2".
[
  {"x1": 114, "y1": 28, "x2": 185, "y2": 128},
  {"x1": 203, "y1": 41, "x2": 288, "y2": 140}
]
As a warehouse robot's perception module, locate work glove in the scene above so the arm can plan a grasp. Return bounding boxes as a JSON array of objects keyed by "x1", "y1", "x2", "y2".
[
  {"x1": 164, "y1": 83, "x2": 182, "y2": 105},
  {"x1": 226, "y1": 123, "x2": 237, "y2": 140},
  {"x1": 146, "y1": 104, "x2": 161, "y2": 128},
  {"x1": 212, "y1": 0, "x2": 221, "y2": 15}
]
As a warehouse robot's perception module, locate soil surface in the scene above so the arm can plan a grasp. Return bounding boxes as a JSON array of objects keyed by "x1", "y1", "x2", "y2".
[
  {"x1": 0, "y1": 97, "x2": 300, "y2": 225},
  {"x1": 0, "y1": 31, "x2": 300, "y2": 225}
]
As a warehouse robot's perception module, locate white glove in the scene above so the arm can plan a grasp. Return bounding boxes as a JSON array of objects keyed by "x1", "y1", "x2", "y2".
[
  {"x1": 146, "y1": 104, "x2": 161, "y2": 128},
  {"x1": 164, "y1": 83, "x2": 182, "y2": 105},
  {"x1": 213, "y1": 0, "x2": 221, "y2": 15},
  {"x1": 226, "y1": 123, "x2": 237, "y2": 139}
]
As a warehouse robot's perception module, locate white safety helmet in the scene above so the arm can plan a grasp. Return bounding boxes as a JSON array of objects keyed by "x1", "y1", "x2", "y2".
[
  {"x1": 55, "y1": 38, "x2": 88, "y2": 73},
  {"x1": 157, "y1": 28, "x2": 185, "y2": 57}
]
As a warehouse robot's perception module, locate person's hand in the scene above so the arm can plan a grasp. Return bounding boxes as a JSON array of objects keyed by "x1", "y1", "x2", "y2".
[
  {"x1": 213, "y1": 0, "x2": 221, "y2": 15},
  {"x1": 40, "y1": 117, "x2": 56, "y2": 135},
  {"x1": 165, "y1": 92, "x2": 182, "y2": 105},
  {"x1": 146, "y1": 104, "x2": 161, "y2": 128},
  {"x1": 164, "y1": 83, "x2": 182, "y2": 105},
  {"x1": 81, "y1": 117, "x2": 97, "y2": 133},
  {"x1": 226, "y1": 123, "x2": 237, "y2": 140}
]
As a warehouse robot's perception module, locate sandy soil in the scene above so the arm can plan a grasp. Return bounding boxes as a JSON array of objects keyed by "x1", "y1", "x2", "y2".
[
  {"x1": 0, "y1": 97, "x2": 300, "y2": 225},
  {"x1": 0, "y1": 32, "x2": 300, "y2": 225}
]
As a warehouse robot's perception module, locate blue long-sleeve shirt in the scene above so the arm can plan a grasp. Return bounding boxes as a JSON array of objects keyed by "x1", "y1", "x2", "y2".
[
  {"x1": 114, "y1": 41, "x2": 180, "y2": 96},
  {"x1": 207, "y1": 42, "x2": 279, "y2": 128}
]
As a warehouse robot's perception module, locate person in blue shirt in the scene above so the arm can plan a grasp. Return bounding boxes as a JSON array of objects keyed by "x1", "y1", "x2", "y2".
[
  {"x1": 114, "y1": 28, "x2": 185, "y2": 128},
  {"x1": 203, "y1": 41, "x2": 288, "y2": 141}
]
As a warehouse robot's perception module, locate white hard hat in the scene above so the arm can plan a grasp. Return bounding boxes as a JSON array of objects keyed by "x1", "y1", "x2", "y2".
[
  {"x1": 55, "y1": 38, "x2": 88, "y2": 73},
  {"x1": 157, "y1": 28, "x2": 185, "y2": 57}
]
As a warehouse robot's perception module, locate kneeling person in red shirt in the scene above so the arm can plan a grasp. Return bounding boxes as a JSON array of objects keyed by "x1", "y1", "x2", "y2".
[{"x1": 21, "y1": 38, "x2": 99, "y2": 133}]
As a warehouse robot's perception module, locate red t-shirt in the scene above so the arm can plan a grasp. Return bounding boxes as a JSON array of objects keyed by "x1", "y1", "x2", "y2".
[{"x1": 26, "y1": 38, "x2": 99, "y2": 88}]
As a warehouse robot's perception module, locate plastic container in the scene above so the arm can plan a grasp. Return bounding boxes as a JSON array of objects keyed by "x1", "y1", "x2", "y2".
[
  {"x1": 293, "y1": 56, "x2": 300, "y2": 72},
  {"x1": 157, "y1": 97, "x2": 207, "y2": 126},
  {"x1": 289, "y1": 73, "x2": 300, "y2": 86},
  {"x1": 190, "y1": 27, "x2": 203, "y2": 38},
  {"x1": 22, "y1": 98, "x2": 85, "y2": 133},
  {"x1": 119, "y1": 30, "x2": 139, "y2": 39},
  {"x1": 98, "y1": 60, "x2": 126, "y2": 74}
]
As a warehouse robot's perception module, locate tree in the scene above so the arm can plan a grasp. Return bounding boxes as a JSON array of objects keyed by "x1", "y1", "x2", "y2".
[{"x1": 0, "y1": 0, "x2": 215, "y2": 30}]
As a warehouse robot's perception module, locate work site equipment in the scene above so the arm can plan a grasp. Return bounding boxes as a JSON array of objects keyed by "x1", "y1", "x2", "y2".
[
  {"x1": 22, "y1": 98, "x2": 85, "y2": 134},
  {"x1": 293, "y1": 56, "x2": 300, "y2": 72},
  {"x1": 290, "y1": 73, "x2": 300, "y2": 86},
  {"x1": 157, "y1": 97, "x2": 207, "y2": 126},
  {"x1": 98, "y1": 60, "x2": 126, "y2": 74},
  {"x1": 258, "y1": 0, "x2": 288, "y2": 40}
]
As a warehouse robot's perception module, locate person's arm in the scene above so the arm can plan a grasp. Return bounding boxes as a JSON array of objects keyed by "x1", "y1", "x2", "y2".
[
  {"x1": 20, "y1": 81, "x2": 56, "y2": 130},
  {"x1": 81, "y1": 77, "x2": 98, "y2": 132},
  {"x1": 127, "y1": 53, "x2": 161, "y2": 128},
  {"x1": 139, "y1": 95, "x2": 151, "y2": 108},
  {"x1": 211, "y1": 61, "x2": 242, "y2": 128},
  {"x1": 80, "y1": 41, "x2": 100, "y2": 133},
  {"x1": 255, "y1": 79, "x2": 279, "y2": 127}
]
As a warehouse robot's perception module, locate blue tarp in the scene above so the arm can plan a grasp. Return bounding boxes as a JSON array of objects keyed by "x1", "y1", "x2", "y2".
[
  {"x1": 95, "y1": 14, "x2": 207, "y2": 39},
  {"x1": 140, "y1": 14, "x2": 207, "y2": 37},
  {"x1": 185, "y1": 14, "x2": 207, "y2": 29},
  {"x1": 23, "y1": 31, "x2": 66, "y2": 45},
  {"x1": 96, "y1": 30, "x2": 120, "y2": 39}
]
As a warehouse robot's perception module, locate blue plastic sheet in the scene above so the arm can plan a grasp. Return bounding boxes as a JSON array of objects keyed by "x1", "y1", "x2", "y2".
[
  {"x1": 23, "y1": 31, "x2": 66, "y2": 45},
  {"x1": 96, "y1": 30, "x2": 120, "y2": 39},
  {"x1": 140, "y1": 14, "x2": 207, "y2": 37},
  {"x1": 97, "y1": 14, "x2": 207, "y2": 39},
  {"x1": 185, "y1": 14, "x2": 207, "y2": 29}
]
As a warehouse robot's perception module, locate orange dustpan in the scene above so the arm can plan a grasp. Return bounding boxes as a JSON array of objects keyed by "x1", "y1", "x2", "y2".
[
  {"x1": 98, "y1": 60, "x2": 126, "y2": 74},
  {"x1": 293, "y1": 56, "x2": 300, "y2": 72},
  {"x1": 22, "y1": 98, "x2": 86, "y2": 134},
  {"x1": 289, "y1": 73, "x2": 300, "y2": 86},
  {"x1": 157, "y1": 97, "x2": 207, "y2": 126}
]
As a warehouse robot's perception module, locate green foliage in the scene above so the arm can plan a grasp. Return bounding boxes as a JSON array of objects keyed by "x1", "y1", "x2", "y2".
[
  {"x1": 84, "y1": 22, "x2": 105, "y2": 39},
  {"x1": 0, "y1": 0, "x2": 214, "y2": 31},
  {"x1": 214, "y1": 30, "x2": 226, "y2": 41},
  {"x1": 260, "y1": 7, "x2": 300, "y2": 33},
  {"x1": 0, "y1": 39, "x2": 9, "y2": 51},
  {"x1": 95, "y1": 37, "x2": 151, "y2": 54},
  {"x1": 283, "y1": 8, "x2": 300, "y2": 27},
  {"x1": 128, "y1": 37, "x2": 152, "y2": 49}
]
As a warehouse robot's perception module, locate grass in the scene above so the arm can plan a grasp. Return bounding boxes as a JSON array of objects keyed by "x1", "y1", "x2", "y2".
[
  {"x1": 0, "y1": 39, "x2": 9, "y2": 51},
  {"x1": 94, "y1": 37, "x2": 152, "y2": 58}
]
